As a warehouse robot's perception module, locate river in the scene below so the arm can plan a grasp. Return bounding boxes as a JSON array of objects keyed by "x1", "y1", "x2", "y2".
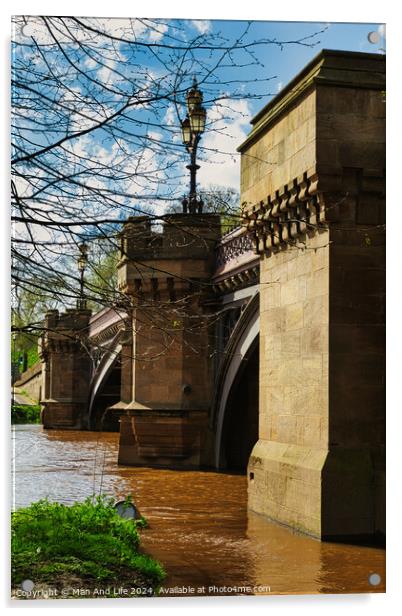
[{"x1": 11, "y1": 425, "x2": 385, "y2": 596}]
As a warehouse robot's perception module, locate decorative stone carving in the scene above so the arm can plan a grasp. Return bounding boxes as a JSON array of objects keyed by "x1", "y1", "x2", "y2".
[{"x1": 243, "y1": 171, "x2": 327, "y2": 254}]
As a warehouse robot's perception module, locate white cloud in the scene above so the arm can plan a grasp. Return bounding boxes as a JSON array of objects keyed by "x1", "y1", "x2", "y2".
[
  {"x1": 148, "y1": 131, "x2": 162, "y2": 142},
  {"x1": 97, "y1": 61, "x2": 116, "y2": 86},
  {"x1": 84, "y1": 56, "x2": 98, "y2": 70},
  {"x1": 148, "y1": 23, "x2": 168, "y2": 42},
  {"x1": 90, "y1": 18, "x2": 147, "y2": 40},
  {"x1": 13, "y1": 16, "x2": 167, "y2": 48},
  {"x1": 164, "y1": 104, "x2": 177, "y2": 127},
  {"x1": 191, "y1": 20, "x2": 212, "y2": 35},
  {"x1": 197, "y1": 98, "x2": 252, "y2": 190}
]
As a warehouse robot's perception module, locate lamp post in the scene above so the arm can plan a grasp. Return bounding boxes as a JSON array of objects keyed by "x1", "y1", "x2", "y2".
[
  {"x1": 181, "y1": 77, "x2": 206, "y2": 214},
  {"x1": 77, "y1": 242, "x2": 88, "y2": 310}
]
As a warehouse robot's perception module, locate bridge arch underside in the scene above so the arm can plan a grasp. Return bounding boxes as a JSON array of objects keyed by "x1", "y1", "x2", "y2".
[
  {"x1": 89, "y1": 351, "x2": 122, "y2": 431},
  {"x1": 219, "y1": 338, "x2": 259, "y2": 471},
  {"x1": 214, "y1": 296, "x2": 260, "y2": 472}
]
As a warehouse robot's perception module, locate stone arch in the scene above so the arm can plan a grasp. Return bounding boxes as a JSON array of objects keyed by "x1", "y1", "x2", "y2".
[
  {"x1": 88, "y1": 331, "x2": 123, "y2": 430},
  {"x1": 213, "y1": 292, "x2": 260, "y2": 469}
]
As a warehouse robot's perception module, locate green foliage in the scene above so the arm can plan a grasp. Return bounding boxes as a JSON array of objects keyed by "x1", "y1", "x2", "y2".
[
  {"x1": 11, "y1": 347, "x2": 40, "y2": 371},
  {"x1": 11, "y1": 404, "x2": 41, "y2": 424},
  {"x1": 26, "y1": 347, "x2": 39, "y2": 368},
  {"x1": 11, "y1": 496, "x2": 165, "y2": 591},
  {"x1": 85, "y1": 242, "x2": 119, "y2": 311}
]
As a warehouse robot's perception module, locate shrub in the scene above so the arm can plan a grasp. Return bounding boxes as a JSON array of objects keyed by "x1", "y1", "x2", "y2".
[
  {"x1": 11, "y1": 404, "x2": 41, "y2": 424},
  {"x1": 11, "y1": 496, "x2": 165, "y2": 595}
]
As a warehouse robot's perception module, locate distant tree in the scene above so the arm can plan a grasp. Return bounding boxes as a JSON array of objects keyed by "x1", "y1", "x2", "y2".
[
  {"x1": 167, "y1": 184, "x2": 240, "y2": 231},
  {"x1": 85, "y1": 240, "x2": 119, "y2": 312}
]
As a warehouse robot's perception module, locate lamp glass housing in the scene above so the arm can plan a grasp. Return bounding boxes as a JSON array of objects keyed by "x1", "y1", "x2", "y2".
[
  {"x1": 186, "y1": 88, "x2": 203, "y2": 112},
  {"x1": 189, "y1": 107, "x2": 206, "y2": 134},
  {"x1": 77, "y1": 256, "x2": 87, "y2": 271},
  {"x1": 181, "y1": 117, "x2": 192, "y2": 144},
  {"x1": 77, "y1": 243, "x2": 88, "y2": 271}
]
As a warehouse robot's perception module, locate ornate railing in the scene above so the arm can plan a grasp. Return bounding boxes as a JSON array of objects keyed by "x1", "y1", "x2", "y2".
[{"x1": 215, "y1": 226, "x2": 255, "y2": 269}]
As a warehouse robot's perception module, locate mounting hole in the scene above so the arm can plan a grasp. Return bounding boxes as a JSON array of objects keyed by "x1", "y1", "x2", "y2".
[
  {"x1": 21, "y1": 579, "x2": 34, "y2": 592},
  {"x1": 368, "y1": 573, "x2": 381, "y2": 586},
  {"x1": 368, "y1": 31, "x2": 380, "y2": 44}
]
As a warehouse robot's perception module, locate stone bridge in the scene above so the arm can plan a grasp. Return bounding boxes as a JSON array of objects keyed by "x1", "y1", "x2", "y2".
[
  {"x1": 40, "y1": 222, "x2": 261, "y2": 451},
  {"x1": 38, "y1": 50, "x2": 385, "y2": 541}
]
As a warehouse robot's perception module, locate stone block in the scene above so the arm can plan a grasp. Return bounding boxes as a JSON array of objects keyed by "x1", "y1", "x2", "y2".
[
  {"x1": 280, "y1": 278, "x2": 300, "y2": 306},
  {"x1": 306, "y1": 267, "x2": 329, "y2": 299},
  {"x1": 303, "y1": 294, "x2": 329, "y2": 328},
  {"x1": 284, "y1": 302, "x2": 304, "y2": 331},
  {"x1": 301, "y1": 324, "x2": 328, "y2": 354},
  {"x1": 280, "y1": 330, "x2": 301, "y2": 356}
]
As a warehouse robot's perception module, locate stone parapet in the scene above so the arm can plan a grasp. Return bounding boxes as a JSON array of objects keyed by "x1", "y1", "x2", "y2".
[
  {"x1": 118, "y1": 213, "x2": 221, "y2": 295},
  {"x1": 14, "y1": 362, "x2": 43, "y2": 402}
]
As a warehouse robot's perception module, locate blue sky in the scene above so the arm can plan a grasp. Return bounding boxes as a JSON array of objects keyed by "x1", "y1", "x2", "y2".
[
  {"x1": 12, "y1": 17, "x2": 386, "y2": 215},
  {"x1": 188, "y1": 19, "x2": 385, "y2": 117},
  {"x1": 173, "y1": 19, "x2": 385, "y2": 190}
]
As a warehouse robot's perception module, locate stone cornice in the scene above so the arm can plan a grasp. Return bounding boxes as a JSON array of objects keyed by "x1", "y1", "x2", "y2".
[
  {"x1": 242, "y1": 161, "x2": 385, "y2": 255},
  {"x1": 89, "y1": 321, "x2": 127, "y2": 347},
  {"x1": 237, "y1": 50, "x2": 385, "y2": 153},
  {"x1": 212, "y1": 264, "x2": 259, "y2": 295}
]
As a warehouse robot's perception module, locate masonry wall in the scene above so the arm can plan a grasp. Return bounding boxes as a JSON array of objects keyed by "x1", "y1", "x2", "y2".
[
  {"x1": 116, "y1": 215, "x2": 220, "y2": 468},
  {"x1": 243, "y1": 50, "x2": 385, "y2": 539},
  {"x1": 253, "y1": 230, "x2": 330, "y2": 536},
  {"x1": 317, "y1": 81, "x2": 385, "y2": 536},
  {"x1": 40, "y1": 309, "x2": 93, "y2": 429},
  {"x1": 240, "y1": 88, "x2": 316, "y2": 208},
  {"x1": 14, "y1": 362, "x2": 43, "y2": 402}
]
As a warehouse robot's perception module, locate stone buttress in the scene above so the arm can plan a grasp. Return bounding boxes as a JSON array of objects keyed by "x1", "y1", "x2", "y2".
[
  {"x1": 112, "y1": 213, "x2": 220, "y2": 468},
  {"x1": 40, "y1": 308, "x2": 92, "y2": 429},
  {"x1": 239, "y1": 50, "x2": 385, "y2": 540}
]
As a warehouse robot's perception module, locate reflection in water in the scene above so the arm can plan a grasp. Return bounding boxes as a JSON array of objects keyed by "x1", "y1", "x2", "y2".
[{"x1": 12, "y1": 425, "x2": 385, "y2": 595}]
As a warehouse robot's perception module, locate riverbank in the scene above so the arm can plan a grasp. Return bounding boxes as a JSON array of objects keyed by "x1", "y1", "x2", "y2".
[
  {"x1": 11, "y1": 403, "x2": 41, "y2": 424},
  {"x1": 11, "y1": 496, "x2": 165, "y2": 599}
]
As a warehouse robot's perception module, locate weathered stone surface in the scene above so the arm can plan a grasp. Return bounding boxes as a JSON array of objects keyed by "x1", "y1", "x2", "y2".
[
  {"x1": 40, "y1": 309, "x2": 93, "y2": 429},
  {"x1": 14, "y1": 362, "x2": 43, "y2": 402},
  {"x1": 242, "y1": 50, "x2": 385, "y2": 539},
  {"x1": 39, "y1": 50, "x2": 385, "y2": 542},
  {"x1": 117, "y1": 408, "x2": 208, "y2": 468},
  {"x1": 115, "y1": 214, "x2": 221, "y2": 468}
]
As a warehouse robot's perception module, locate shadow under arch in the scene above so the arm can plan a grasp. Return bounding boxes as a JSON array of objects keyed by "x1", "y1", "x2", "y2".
[
  {"x1": 212, "y1": 292, "x2": 260, "y2": 469},
  {"x1": 88, "y1": 331, "x2": 123, "y2": 430}
]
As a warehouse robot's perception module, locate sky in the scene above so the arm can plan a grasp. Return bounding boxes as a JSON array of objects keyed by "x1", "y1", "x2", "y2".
[
  {"x1": 10, "y1": 15, "x2": 386, "y2": 313},
  {"x1": 187, "y1": 19, "x2": 385, "y2": 189},
  {"x1": 11, "y1": 17, "x2": 385, "y2": 210}
]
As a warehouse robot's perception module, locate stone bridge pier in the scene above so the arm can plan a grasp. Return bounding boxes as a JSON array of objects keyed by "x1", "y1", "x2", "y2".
[
  {"x1": 240, "y1": 50, "x2": 385, "y2": 540},
  {"x1": 113, "y1": 213, "x2": 221, "y2": 468},
  {"x1": 40, "y1": 308, "x2": 92, "y2": 429}
]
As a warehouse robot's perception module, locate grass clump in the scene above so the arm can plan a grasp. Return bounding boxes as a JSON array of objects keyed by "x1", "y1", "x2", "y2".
[
  {"x1": 11, "y1": 404, "x2": 41, "y2": 424},
  {"x1": 11, "y1": 496, "x2": 165, "y2": 598}
]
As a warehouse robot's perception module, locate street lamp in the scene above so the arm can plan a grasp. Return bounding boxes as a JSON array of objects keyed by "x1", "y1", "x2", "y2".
[
  {"x1": 77, "y1": 242, "x2": 88, "y2": 310},
  {"x1": 181, "y1": 77, "x2": 206, "y2": 214}
]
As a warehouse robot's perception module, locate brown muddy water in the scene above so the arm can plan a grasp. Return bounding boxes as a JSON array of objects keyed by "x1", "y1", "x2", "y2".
[{"x1": 12, "y1": 425, "x2": 385, "y2": 596}]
